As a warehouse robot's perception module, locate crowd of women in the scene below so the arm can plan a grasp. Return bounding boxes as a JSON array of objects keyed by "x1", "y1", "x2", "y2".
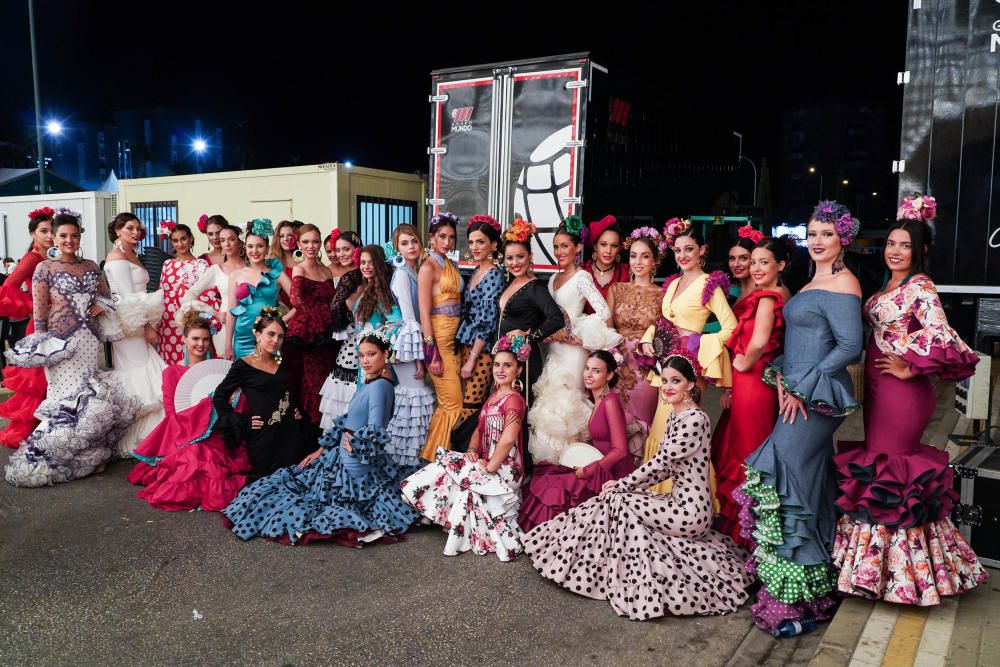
[{"x1": 0, "y1": 196, "x2": 988, "y2": 631}]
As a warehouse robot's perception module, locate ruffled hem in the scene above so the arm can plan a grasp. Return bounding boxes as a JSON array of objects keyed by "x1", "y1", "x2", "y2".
[
  {"x1": 834, "y1": 440, "x2": 956, "y2": 528},
  {"x1": 832, "y1": 515, "x2": 987, "y2": 605},
  {"x1": 902, "y1": 345, "x2": 979, "y2": 382},
  {"x1": 109, "y1": 291, "x2": 165, "y2": 335},
  {"x1": 5, "y1": 333, "x2": 74, "y2": 369},
  {"x1": 763, "y1": 364, "x2": 859, "y2": 417},
  {"x1": 132, "y1": 436, "x2": 251, "y2": 512},
  {"x1": 392, "y1": 321, "x2": 424, "y2": 363},
  {"x1": 330, "y1": 324, "x2": 354, "y2": 342},
  {"x1": 4, "y1": 373, "x2": 142, "y2": 487},
  {"x1": 0, "y1": 365, "x2": 46, "y2": 448},
  {"x1": 0, "y1": 288, "x2": 33, "y2": 321},
  {"x1": 571, "y1": 313, "x2": 624, "y2": 351},
  {"x1": 749, "y1": 590, "x2": 839, "y2": 635},
  {"x1": 517, "y1": 462, "x2": 607, "y2": 532},
  {"x1": 318, "y1": 378, "x2": 357, "y2": 431},
  {"x1": 385, "y1": 385, "x2": 434, "y2": 468}
]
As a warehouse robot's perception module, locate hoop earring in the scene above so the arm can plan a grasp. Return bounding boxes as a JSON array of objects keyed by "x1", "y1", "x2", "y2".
[
  {"x1": 47, "y1": 247, "x2": 59, "y2": 259},
  {"x1": 113, "y1": 239, "x2": 124, "y2": 252},
  {"x1": 293, "y1": 248, "x2": 303, "y2": 262},
  {"x1": 698, "y1": 256, "x2": 706, "y2": 268},
  {"x1": 239, "y1": 246, "x2": 246, "y2": 258},
  {"x1": 512, "y1": 378, "x2": 525, "y2": 394}
]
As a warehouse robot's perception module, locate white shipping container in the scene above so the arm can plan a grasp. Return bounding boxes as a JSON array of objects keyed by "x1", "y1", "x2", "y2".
[{"x1": 0, "y1": 192, "x2": 117, "y2": 262}]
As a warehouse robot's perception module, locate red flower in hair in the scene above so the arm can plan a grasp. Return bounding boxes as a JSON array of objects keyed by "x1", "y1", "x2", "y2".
[
  {"x1": 28, "y1": 207, "x2": 56, "y2": 221},
  {"x1": 737, "y1": 224, "x2": 764, "y2": 244},
  {"x1": 196, "y1": 214, "x2": 209, "y2": 234},
  {"x1": 329, "y1": 229, "x2": 342, "y2": 243},
  {"x1": 352, "y1": 247, "x2": 361, "y2": 267}
]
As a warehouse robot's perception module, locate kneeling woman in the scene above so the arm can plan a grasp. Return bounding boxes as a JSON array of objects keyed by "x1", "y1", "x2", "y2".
[
  {"x1": 524, "y1": 350, "x2": 752, "y2": 620},
  {"x1": 223, "y1": 329, "x2": 418, "y2": 546},
  {"x1": 402, "y1": 335, "x2": 527, "y2": 560},
  {"x1": 127, "y1": 308, "x2": 251, "y2": 511},
  {"x1": 518, "y1": 350, "x2": 635, "y2": 532}
]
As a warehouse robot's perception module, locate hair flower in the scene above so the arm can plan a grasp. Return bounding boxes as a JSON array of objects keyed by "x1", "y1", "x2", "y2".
[
  {"x1": 157, "y1": 220, "x2": 177, "y2": 239},
  {"x1": 662, "y1": 217, "x2": 692, "y2": 248},
  {"x1": 57, "y1": 207, "x2": 82, "y2": 220},
  {"x1": 492, "y1": 332, "x2": 531, "y2": 362},
  {"x1": 503, "y1": 216, "x2": 536, "y2": 244},
  {"x1": 28, "y1": 206, "x2": 56, "y2": 220},
  {"x1": 896, "y1": 193, "x2": 937, "y2": 223},
  {"x1": 431, "y1": 212, "x2": 462, "y2": 229},
  {"x1": 622, "y1": 226, "x2": 668, "y2": 261},
  {"x1": 196, "y1": 214, "x2": 209, "y2": 234},
  {"x1": 811, "y1": 200, "x2": 860, "y2": 246},
  {"x1": 563, "y1": 215, "x2": 584, "y2": 236},
  {"x1": 249, "y1": 218, "x2": 275, "y2": 239},
  {"x1": 468, "y1": 214, "x2": 501, "y2": 232},
  {"x1": 737, "y1": 224, "x2": 764, "y2": 244}
]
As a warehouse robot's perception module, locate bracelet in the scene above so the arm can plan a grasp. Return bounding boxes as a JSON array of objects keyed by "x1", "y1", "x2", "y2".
[{"x1": 422, "y1": 335, "x2": 436, "y2": 346}]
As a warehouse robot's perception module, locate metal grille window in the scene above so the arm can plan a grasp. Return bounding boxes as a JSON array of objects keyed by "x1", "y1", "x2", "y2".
[
  {"x1": 131, "y1": 201, "x2": 178, "y2": 252},
  {"x1": 357, "y1": 196, "x2": 417, "y2": 247}
]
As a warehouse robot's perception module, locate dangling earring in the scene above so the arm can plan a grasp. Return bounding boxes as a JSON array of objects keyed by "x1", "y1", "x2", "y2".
[
  {"x1": 591, "y1": 251, "x2": 597, "y2": 261},
  {"x1": 32, "y1": 242, "x2": 39, "y2": 252},
  {"x1": 776, "y1": 273, "x2": 783, "y2": 287},
  {"x1": 113, "y1": 239, "x2": 124, "y2": 252},
  {"x1": 251, "y1": 344, "x2": 263, "y2": 361},
  {"x1": 629, "y1": 269, "x2": 635, "y2": 282},
  {"x1": 239, "y1": 246, "x2": 246, "y2": 258},
  {"x1": 293, "y1": 248, "x2": 304, "y2": 262},
  {"x1": 512, "y1": 378, "x2": 525, "y2": 394},
  {"x1": 184, "y1": 348, "x2": 190, "y2": 366},
  {"x1": 699, "y1": 256, "x2": 706, "y2": 268},
  {"x1": 273, "y1": 349, "x2": 282, "y2": 366},
  {"x1": 832, "y1": 250, "x2": 845, "y2": 274}
]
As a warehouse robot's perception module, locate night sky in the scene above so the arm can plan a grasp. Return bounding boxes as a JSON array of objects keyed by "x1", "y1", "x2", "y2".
[{"x1": 0, "y1": 1, "x2": 907, "y2": 174}]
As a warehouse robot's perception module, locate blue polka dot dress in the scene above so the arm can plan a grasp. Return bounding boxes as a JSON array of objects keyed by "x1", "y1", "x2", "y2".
[{"x1": 222, "y1": 376, "x2": 419, "y2": 545}]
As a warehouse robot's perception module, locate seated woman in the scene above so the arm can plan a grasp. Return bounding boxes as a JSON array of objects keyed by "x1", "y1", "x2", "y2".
[
  {"x1": 518, "y1": 350, "x2": 635, "y2": 532},
  {"x1": 524, "y1": 348, "x2": 753, "y2": 621},
  {"x1": 223, "y1": 328, "x2": 418, "y2": 547},
  {"x1": 211, "y1": 308, "x2": 313, "y2": 483},
  {"x1": 127, "y1": 307, "x2": 251, "y2": 511},
  {"x1": 402, "y1": 335, "x2": 527, "y2": 560}
]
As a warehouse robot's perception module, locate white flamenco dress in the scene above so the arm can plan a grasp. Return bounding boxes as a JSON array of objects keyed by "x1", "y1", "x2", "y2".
[
  {"x1": 527, "y1": 270, "x2": 622, "y2": 464},
  {"x1": 181, "y1": 263, "x2": 231, "y2": 354},
  {"x1": 103, "y1": 260, "x2": 167, "y2": 457}
]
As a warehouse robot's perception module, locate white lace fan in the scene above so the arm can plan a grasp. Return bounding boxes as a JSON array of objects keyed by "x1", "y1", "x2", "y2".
[
  {"x1": 174, "y1": 359, "x2": 232, "y2": 412},
  {"x1": 559, "y1": 442, "x2": 604, "y2": 468}
]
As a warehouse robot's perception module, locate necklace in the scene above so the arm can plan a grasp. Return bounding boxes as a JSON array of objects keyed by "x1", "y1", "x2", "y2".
[{"x1": 591, "y1": 260, "x2": 614, "y2": 275}]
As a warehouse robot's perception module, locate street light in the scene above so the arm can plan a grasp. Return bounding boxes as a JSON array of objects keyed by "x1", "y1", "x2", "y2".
[
  {"x1": 807, "y1": 166, "x2": 824, "y2": 199},
  {"x1": 842, "y1": 179, "x2": 849, "y2": 186},
  {"x1": 192, "y1": 138, "x2": 207, "y2": 153},
  {"x1": 732, "y1": 131, "x2": 757, "y2": 207},
  {"x1": 45, "y1": 120, "x2": 63, "y2": 136}
]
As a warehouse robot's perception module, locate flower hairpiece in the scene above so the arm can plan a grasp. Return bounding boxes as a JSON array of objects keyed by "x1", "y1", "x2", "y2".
[
  {"x1": 609, "y1": 348, "x2": 625, "y2": 367},
  {"x1": 492, "y1": 333, "x2": 531, "y2": 362},
  {"x1": 468, "y1": 214, "x2": 501, "y2": 232},
  {"x1": 431, "y1": 211, "x2": 462, "y2": 229},
  {"x1": 57, "y1": 207, "x2": 82, "y2": 220},
  {"x1": 249, "y1": 218, "x2": 274, "y2": 239},
  {"x1": 157, "y1": 220, "x2": 177, "y2": 239},
  {"x1": 896, "y1": 194, "x2": 937, "y2": 223},
  {"x1": 623, "y1": 226, "x2": 669, "y2": 255},
  {"x1": 658, "y1": 347, "x2": 703, "y2": 380},
  {"x1": 738, "y1": 224, "x2": 764, "y2": 244},
  {"x1": 358, "y1": 324, "x2": 393, "y2": 348},
  {"x1": 253, "y1": 305, "x2": 283, "y2": 329},
  {"x1": 174, "y1": 300, "x2": 220, "y2": 335},
  {"x1": 382, "y1": 241, "x2": 406, "y2": 268},
  {"x1": 663, "y1": 217, "x2": 692, "y2": 248},
  {"x1": 563, "y1": 215, "x2": 584, "y2": 237},
  {"x1": 196, "y1": 214, "x2": 209, "y2": 234},
  {"x1": 28, "y1": 206, "x2": 55, "y2": 220},
  {"x1": 811, "y1": 200, "x2": 860, "y2": 246},
  {"x1": 503, "y1": 216, "x2": 537, "y2": 244},
  {"x1": 352, "y1": 247, "x2": 361, "y2": 267}
]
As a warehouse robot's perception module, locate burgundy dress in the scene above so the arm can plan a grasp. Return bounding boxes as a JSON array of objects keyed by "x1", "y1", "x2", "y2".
[
  {"x1": 710, "y1": 290, "x2": 784, "y2": 549},
  {"x1": 518, "y1": 391, "x2": 634, "y2": 531},
  {"x1": 581, "y1": 260, "x2": 630, "y2": 315},
  {"x1": 832, "y1": 275, "x2": 987, "y2": 605},
  {"x1": 284, "y1": 275, "x2": 336, "y2": 425}
]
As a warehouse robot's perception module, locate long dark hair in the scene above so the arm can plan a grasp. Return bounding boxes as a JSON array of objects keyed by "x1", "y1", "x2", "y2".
[
  {"x1": 753, "y1": 237, "x2": 792, "y2": 286},
  {"x1": 587, "y1": 350, "x2": 620, "y2": 389},
  {"x1": 355, "y1": 245, "x2": 395, "y2": 324},
  {"x1": 663, "y1": 355, "x2": 701, "y2": 404},
  {"x1": 885, "y1": 218, "x2": 933, "y2": 281}
]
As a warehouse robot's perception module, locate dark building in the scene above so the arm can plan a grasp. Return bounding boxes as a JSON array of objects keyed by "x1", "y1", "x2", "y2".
[
  {"x1": 0, "y1": 168, "x2": 84, "y2": 196},
  {"x1": 777, "y1": 104, "x2": 898, "y2": 226}
]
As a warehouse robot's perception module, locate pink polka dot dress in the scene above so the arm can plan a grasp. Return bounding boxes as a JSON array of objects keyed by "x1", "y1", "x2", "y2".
[
  {"x1": 157, "y1": 258, "x2": 210, "y2": 364},
  {"x1": 524, "y1": 408, "x2": 753, "y2": 620}
]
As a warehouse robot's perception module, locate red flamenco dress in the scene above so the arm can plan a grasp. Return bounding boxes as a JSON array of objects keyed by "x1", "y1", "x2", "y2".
[
  {"x1": 0, "y1": 251, "x2": 47, "y2": 448},
  {"x1": 283, "y1": 275, "x2": 336, "y2": 425},
  {"x1": 127, "y1": 364, "x2": 251, "y2": 511},
  {"x1": 711, "y1": 290, "x2": 785, "y2": 548},
  {"x1": 581, "y1": 259, "x2": 630, "y2": 315},
  {"x1": 832, "y1": 275, "x2": 987, "y2": 605}
]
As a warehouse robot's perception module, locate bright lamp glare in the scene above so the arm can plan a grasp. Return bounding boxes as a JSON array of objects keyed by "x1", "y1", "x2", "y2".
[
  {"x1": 46, "y1": 120, "x2": 63, "y2": 135},
  {"x1": 193, "y1": 139, "x2": 207, "y2": 153},
  {"x1": 344, "y1": 161, "x2": 353, "y2": 168}
]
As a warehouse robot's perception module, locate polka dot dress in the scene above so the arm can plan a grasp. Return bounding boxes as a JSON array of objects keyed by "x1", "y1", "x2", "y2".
[
  {"x1": 523, "y1": 408, "x2": 754, "y2": 620},
  {"x1": 157, "y1": 258, "x2": 209, "y2": 364},
  {"x1": 458, "y1": 349, "x2": 493, "y2": 419}
]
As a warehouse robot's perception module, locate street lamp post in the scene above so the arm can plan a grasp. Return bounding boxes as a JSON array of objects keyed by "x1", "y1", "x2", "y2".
[
  {"x1": 733, "y1": 131, "x2": 758, "y2": 207},
  {"x1": 808, "y1": 166, "x2": 824, "y2": 200},
  {"x1": 28, "y1": 0, "x2": 45, "y2": 193}
]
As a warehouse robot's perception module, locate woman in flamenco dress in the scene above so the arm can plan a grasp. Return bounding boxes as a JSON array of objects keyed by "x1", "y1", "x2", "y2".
[
  {"x1": 103, "y1": 213, "x2": 168, "y2": 457},
  {"x1": 127, "y1": 309, "x2": 251, "y2": 511},
  {"x1": 182, "y1": 224, "x2": 245, "y2": 357},
  {"x1": 518, "y1": 349, "x2": 635, "y2": 531},
  {"x1": 197, "y1": 214, "x2": 227, "y2": 266},
  {"x1": 268, "y1": 220, "x2": 301, "y2": 310},
  {"x1": 317, "y1": 230, "x2": 363, "y2": 429},
  {"x1": 580, "y1": 215, "x2": 630, "y2": 313},
  {"x1": 223, "y1": 328, "x2": 419, "y2": 547},
  {"x1": 524, "y1": 350, "x2": 752, "y2": 620},
  {"x1": 155, "y1": 222, "x2": 210, "y2": 364},
  {"x1": 711, "y1": 234, "x2": 790, "y2": 549},
  {"x1": 831, "y1": 195, "x2": 987, "y2": 605},
  {"x1": 0, "y1": 207, "x2": 54, "y2": 448},
  {"x1": 402, "y1": 335, "x2": 528, "y2": 560},
  {"x1": 736, "y1": 201, "x2": 864, "y2": 634},
  {"x1": 4, "y1": 213, "x2": 140, "y2": 487}
]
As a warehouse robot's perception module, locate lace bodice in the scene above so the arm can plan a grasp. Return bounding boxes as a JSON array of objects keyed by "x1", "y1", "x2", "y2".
[
  {"x1": 609, "y1": 283, "x2": 662, "y2": 340},
  {"x1": 32, "y1": 259, "x2": 111, "y2": 339},
  {"x1": 549, "y1": 270, "x2": 611, "y2": 323}
]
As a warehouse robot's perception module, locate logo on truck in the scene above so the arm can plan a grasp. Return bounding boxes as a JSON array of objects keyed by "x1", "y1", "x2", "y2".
[{"x1": 450, "y1": 107, "x2": 474, "y2": 132}]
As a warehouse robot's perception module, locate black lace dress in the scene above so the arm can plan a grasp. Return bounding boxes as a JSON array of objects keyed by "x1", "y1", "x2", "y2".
[{"x1": 496, "y1": 278, "x2": 564, "y2": 409}]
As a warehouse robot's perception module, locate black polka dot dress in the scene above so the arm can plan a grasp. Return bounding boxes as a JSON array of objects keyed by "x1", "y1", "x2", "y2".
[{"x1": 523, "y1": 408, "x2": 753, "y2": 620}]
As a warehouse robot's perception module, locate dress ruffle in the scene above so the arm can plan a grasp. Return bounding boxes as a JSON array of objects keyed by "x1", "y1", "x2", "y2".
[
  {"x1": 223, "y1": 417, "x2": 417, "y2": 544},
  {"x1": 763, "y1": 363, "x2": 859, "y2": 417},
  {"x1": 5, "y1": 332, "x2": 74, "y2": 368},
  {"x1": 902, "y1": 345, "x2": 979, "y2": 382},
  {"x1": 832, "y1": 515, "x2": 988, "y2": 605},
  {"x1": 392, "y1": 321, "x2": 424, "y2": 363},
  {"x1": 131, "y1": 435, "x2": 250, "y2": 512},
  {"x1": 384, "y1": 384, "x2": 435, "y2": 468},
  {"x1": 108, "y1": 290, "x2": 165, "y2": 335},
  {"x1": 570, "y1": 313, "x2": 623, "y2": 351},
  {"x1": 0, "y1": 286, "x2": 33, "y2": 321},
  {"x1": 229, "y1": 258, "x2": 281, "y2": 318},
  {"x1": 0, "y1": 366, "x2": 46, "y2": 448},
  {"x1": 834, "y1": 440, "x2": 956, "y2": 528},
  {"x1": 517, "y1": 461, "x2": 610, "y2": 532},
  {"x1": 318, "y1": 376, "x2": 357, "y2": 431}
]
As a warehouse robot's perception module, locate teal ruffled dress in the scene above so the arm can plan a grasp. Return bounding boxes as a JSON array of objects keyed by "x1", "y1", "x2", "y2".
[{"x1": 229, "y1": 258, "x2": 282, "y2": 359}]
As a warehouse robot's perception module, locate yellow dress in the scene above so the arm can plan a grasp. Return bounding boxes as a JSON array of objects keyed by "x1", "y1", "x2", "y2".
[
  {"x1": 419, "y1": 256, "x2": 464, "y2": 461},
  {"x1": 641, "y1": 272, "x2": 736, "y2": 493}
]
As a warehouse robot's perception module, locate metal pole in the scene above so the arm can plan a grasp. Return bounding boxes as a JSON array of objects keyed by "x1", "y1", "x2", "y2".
[
  {"x1": 740, "y1": 157, "x2": 758, "y2": 207},
  {"x1": 28, "y1": 0, "x2": 45, "y2": 194}
]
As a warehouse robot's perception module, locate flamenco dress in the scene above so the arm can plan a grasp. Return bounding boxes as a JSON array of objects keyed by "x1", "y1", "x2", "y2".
[
  {"x1": 418, "y1": 252, "x2": 465, "y2": 461},
  {"x1": 318, "y1": 269, "x2": 363, "y2": 430},
  {"x1": 229, "y1": 258, "x2": 283, "y2": 359},
  {"x1": 831, "y1": 275, "x2": 987, "y2": 604},
  {"x1": 156, "y1": 258, "x2": 210, "y2": 364},
  {"x1": 736, "y1": 290, "x2": 862, "y2": 633},
  {"x1": 223, "y1": 376, "x2": 419, "y2": 546},
  {"x1": 711, "y1": 290, "x2": 785, "y2": 549},
  {"x1": 527, "y1": 270, "x2": 621, "y2": 465},
  {"x1": 524, "y1": 408, "x2": 753, "y2": 620},
  {"x1": 4, "y1": 259, "x2": 141, "y2": 486},
  {"x1": 402, "y1": 391, "x2": 526, "y2": 560},
  {"x1": 284, "y1": 275, "x2": 336, "y2": 425},
  {"x1": 182, "y1": 264, "x2": 230, "y2": 354},
  {"x1": 384, "y1": 265, "x2": 435, "y2": 468},
  {"x1": 103, "y1": 260, "x2": 167, "y2": 457},
  {"x1": 0, "y1": 250, "x2": 47, "y2": 448},
  {"x1": 581, "y1": 259, "x2": 630, "y2": 314},
  {"x1": 518, "y1": 390, "x2": 635, "y2": 532},
  {"x1": 640, "y1": 271, "x2": 736, "y2": 494},
  {"x1": 127, "y1": 363, "x2": 251, "y2": 511}
]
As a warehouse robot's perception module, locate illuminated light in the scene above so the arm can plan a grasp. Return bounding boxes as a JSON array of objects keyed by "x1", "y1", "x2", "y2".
[
  {"x1": 46, "y1": 120, "x2": 63, "y2": 135},
  {"x1": 808, "y1": 166, "x2": 816, "y2": 173},
  {"x1": 344, "y1": 161, "x2": 353, "y2": 168},
  {"x1": 842, "y1": 179, "x2": 849, "y2": 185},
  {"x1": 193, "y1": 139, "x2": 207, "y2": 153},
  {"x1": 872, "y1": 191, "x2": 878, "y2": 196}
]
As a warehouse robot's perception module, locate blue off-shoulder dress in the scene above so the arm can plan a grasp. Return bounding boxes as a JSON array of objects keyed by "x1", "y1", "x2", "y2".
[
  {"x1": 222, "y1": 375, "x2": 419, "y2": 545},
  {"x1": 229, "y1": 258, "x2": 282, "y2": 359},
  {"x1": 736, "y1": 289, "x2": 862, "y2": 633}
]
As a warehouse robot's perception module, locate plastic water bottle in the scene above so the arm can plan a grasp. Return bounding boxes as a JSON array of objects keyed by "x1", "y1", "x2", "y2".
[{"x1": 772, "y1": 617, "x2": 817, "y2": 638}]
